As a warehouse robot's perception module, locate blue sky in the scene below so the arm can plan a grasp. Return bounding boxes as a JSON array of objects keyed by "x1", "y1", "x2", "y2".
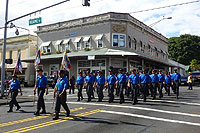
[{"x1": 0, "y1": 0, "x2": 200, "y2": 38}]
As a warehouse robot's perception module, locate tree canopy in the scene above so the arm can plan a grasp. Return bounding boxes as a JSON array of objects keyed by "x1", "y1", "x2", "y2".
[
  {"x1": 168, "y1": 34, "x2": 200, "y2": 65},
  {"x1": 190, "y1": 59, "x2": 200, "y2": 71}
]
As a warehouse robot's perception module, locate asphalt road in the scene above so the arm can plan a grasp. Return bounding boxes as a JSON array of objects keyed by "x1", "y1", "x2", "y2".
[{"x1": 1, "y1": 86, "x2": 200, "y2": 133}]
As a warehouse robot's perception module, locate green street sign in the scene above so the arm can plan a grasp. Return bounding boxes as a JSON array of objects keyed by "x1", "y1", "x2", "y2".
[{"x1": 29, "y1": 17, "x2": 42, "y2": 26}]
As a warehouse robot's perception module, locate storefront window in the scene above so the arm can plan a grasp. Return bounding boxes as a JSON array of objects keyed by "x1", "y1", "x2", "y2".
[
  {"x1": 50, "y1": 64, "x2": 59, "y2": 76},
  {"x1": 113, "y1": 35, "x2": 118, "y2": 47},
  {"x1": 119, "y1": 35, "x2": 125, "y2": 47},
  {"x1": 78, "y1": 61, "x2": 90, "y2": 67},
  {"x1": 92, "y1": 60, "x2": 105, "y2": 67},
  {"x1": 112, "y1": 34, "x2": 126, "y2": 47}
]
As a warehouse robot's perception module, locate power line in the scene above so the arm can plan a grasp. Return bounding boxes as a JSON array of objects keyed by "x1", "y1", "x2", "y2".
[{"x1": 130, "y1": 0, "x2": 200, "y2": 14}]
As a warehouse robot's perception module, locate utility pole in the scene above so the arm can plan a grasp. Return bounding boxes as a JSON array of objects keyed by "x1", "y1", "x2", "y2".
[{"x1": 1, "y1": 0, "x2": 9, "y2": 98}]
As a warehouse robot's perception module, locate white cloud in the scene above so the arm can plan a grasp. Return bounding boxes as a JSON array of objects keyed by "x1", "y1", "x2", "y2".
[{"x1": 0, "y1": 0, "x2": 200, "y2": 38}]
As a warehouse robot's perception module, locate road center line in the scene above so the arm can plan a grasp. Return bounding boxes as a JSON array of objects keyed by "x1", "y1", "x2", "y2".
[
  {"x1": 101, "y1": 110, "x2": 200, "y2": 127},
  {"x1": 0, "y1": 107, "x2": 85, "y2": 128},
  {"x1": 64, "y1": 102, "x2": 200, "y2": 118},
  {"x1": 4, "y1": 109, "x2": 102, "y2": 133}
]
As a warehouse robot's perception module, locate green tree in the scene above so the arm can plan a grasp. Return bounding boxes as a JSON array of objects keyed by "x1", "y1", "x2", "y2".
[
  {"x1": 190, "y1": 59, "x2": 200, "y2": 71},
  {"x1": 168, "y1": 34, "x2": 200, "y2": 65}
]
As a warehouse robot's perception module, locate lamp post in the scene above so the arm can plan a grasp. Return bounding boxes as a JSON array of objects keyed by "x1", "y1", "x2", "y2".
[
  {"x1": 149, "y1": 16, "x2": 172, "y2": 27},
  {"x1": 1, "y1": 0, "x2": 9, "y2": 98}
]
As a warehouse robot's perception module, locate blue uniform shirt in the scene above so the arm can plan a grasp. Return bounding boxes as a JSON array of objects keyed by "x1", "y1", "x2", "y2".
[
  {"x1": 85, "y1": 75, "x2": 92, "y2": 83},
  {"x1": 140, "y1": 74, "x2": 151, "y2": 84},
  {"x1": 171, "y1": 73, "x2": 181, "y2": 81},
  {"x1": 10, "y1": 80, "x2": 21, "y2": 90},
  {"x1": 56, "y1": 77, "x2": 68, "y2": 91},
  {"x1": 129, "y1": 74, "x2": 140, "y2": 84},
  {"x1": 158, "y1": 74, "x2": 165, "y2": 82},
  {"x1": 117, "y1": 73, "x2": 126, "y2": 83},
  {"x1": 96, "y1": 75, "x2": 105, "y2": 85},
  {"x1": 150, "y1": 74, "x2": 159, "y2": 83},
  {"x1": 165, "y1": 76, "x2": 171, "y2": 84},
  {"x1": 91, "y1": 75, "x2": 96, "y2": 83},
  {"x1": 37, "y1": 75, "x2": 48, "y2": 88},
  {"x1": 106, "y1": 75, "x2": 116, "y2": 85},
  {"x1": 76, "y1": 76, "x2": 84, "y2": 85}
]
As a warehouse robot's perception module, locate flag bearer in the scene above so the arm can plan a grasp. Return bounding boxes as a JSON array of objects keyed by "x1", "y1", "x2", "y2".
[
  {"x1": 34, "y1": 69, "x2": 48, "y2": 116},
  {"x1": 53, "y1": 70, "x2": 70, "y2": 120},
  {"x1": 7, "y1": 75, "x2": 22, "y2": 112}
]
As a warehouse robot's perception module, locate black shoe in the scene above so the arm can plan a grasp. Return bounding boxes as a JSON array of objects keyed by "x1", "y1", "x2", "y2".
[
  {"x1": 53, "y1": 116, "x2": 59, "y2": 120},
  {"x1": 7, "y1": 110, "x2": 13, "y2": 113},
  {"x1": 34, "y1": 112, "x2": 40, "y2": 116},
  {"x1": 66, "y1": 111, "x2": 70, "y2": 117},
  {"x1": 16, "y1": 106, "x2": 21, "y2": 111},
  {"x1": 152, "y1": 97, "x2": 156, "y2": 100},
  {"x1": 81, "y1": 97, "x2": 84, "y2": 100},
  {"x1": 97, "y1": 100, "x2": 102, "y2": 102},
  {"x1": 41, "y1": 110, "x2": 47, "y2": 114},
  {"x1": 77, "y1": 99, "x2": 80, "y2": 102}
]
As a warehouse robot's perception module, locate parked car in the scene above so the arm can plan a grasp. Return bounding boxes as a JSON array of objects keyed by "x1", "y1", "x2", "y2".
[{"x1": 181, "y1": 76, "x2": 188, "y2": 86}]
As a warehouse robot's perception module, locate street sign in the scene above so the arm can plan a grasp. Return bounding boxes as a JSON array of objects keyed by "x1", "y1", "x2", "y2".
[{"x1": 29, "y1": 17, "x2": 42, "y2": 26}]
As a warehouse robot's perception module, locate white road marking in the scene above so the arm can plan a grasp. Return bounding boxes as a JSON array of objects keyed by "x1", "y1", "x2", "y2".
[
  {"x1": 63, "y1": 102, "x2": 200, "y2": 118},
  {"x1": 146, "y1": 99, "x2": 200, "y2": 106},
  {"x1": 101, "y1": 110, "x2": 200, "y2": 127}
]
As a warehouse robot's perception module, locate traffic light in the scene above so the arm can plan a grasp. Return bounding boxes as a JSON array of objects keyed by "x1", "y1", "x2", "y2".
[
  {"x1": 82, "y1": 0, "x2": 90, "y2": 6},
  {"x1": 5, "y1": 59, "x2": 13, "y2": 64}
]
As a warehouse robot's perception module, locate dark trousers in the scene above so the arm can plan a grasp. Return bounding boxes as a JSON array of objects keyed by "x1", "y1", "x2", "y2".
[
  {"x1": 37, "y1": 88, "x2": 46, "y2": 112},
  {"x1": 174, "y1": 81, "x2": 180, "y2": 98},
  {"x1": 119, "y1": 83, "x2": 125, "y2": 103},
  {"x1": 69, "y1": 85, "x2": 75, "y2": 94},
  {"x1": 131, "y1": 84, "x2": 138, "y2": 103},
  {"x1": 141, "y1": 83, "x2": 148, "y2": 101},
  {"x1": 86, "y1": 83, "x2": 93, "y2": 101},
  {"x1": 166, "y1": 84, "x2": 171, "y2": 96},
  {"x1": 97, "y1": 84, "x2": 104, "y2": 101},
  {"x1": 9, "y1": 89, "x2": 20, "y2": 110},
  {"x1": 115, "y1": 83, "x2": 119, "y2": 96},
  {"x1": 108, "y1": 84, "x2": 114, "y2": 102},
  {"x1": 55, "y1": 91, "x2": 70, "y2": 115},
  {"x1": 158, "y1": 82, "x2": 164, "y2": 97},
  {"x1": 77, "y1": 84, "x2": 83, "y2": 100},
  {"x1": 151, "y1": 83, "x2": 157, "y2": 99},
  {"x1": 125, "y1": 83, "x2": 131, "y2": 97},
  {"x1": 188, "y1": 82, "x2": 193, "y2": 90}
]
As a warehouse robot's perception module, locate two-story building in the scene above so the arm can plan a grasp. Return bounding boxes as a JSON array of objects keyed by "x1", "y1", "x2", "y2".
[
  {"x1": 0, "y1": 35, "x2": 37, "y2": 86},
  {"x1": 23, "y1": 12, "x2": 170, "y2": 78}
]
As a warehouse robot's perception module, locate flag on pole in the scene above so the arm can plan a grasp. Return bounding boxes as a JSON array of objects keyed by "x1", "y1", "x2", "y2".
[
  {"x1": 35, "y1": 50, "x2": 41, "y2": 69},
  {"x1": 15, "y1": 51, "x2": 23, "y2": 73},
  {"x1": 61, "y1": 52, "x2": 71, "y2": 70}
]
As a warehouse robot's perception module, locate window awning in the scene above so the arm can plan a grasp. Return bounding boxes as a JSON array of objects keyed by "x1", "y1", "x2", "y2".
[
  {"x1": 95, "y1": 34, "x2": 103, "y2": 40},
  {"x1": 83, "y1": 36, "x2": 90, "y2": 42},
  {"x1": 55, "y1": 40, "x2": 63, "y2": 45},
  {"x1": 41, "y1": 41, "x2": 51, "y2": 47},
  {"x1": 63, "y1": 39, "x2": 71, "y2": 44},
  {"x1": 74, "y1": 37, "x2": 82, "y2": 43}
]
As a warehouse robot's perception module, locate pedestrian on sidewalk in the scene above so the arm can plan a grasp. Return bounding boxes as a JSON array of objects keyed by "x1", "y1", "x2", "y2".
[
  {"x1": 53, "y1": 70, "x2": 70, "y2": 120},
  {"x1": 7, "y1": 75, "x2": 23, "y2": 113},
  {"x1": 33, "y1": 69, "x2": 49, "y2": 116},
  {"x1": 187, "y1": 72, "x2": 193, "y2": 90}
]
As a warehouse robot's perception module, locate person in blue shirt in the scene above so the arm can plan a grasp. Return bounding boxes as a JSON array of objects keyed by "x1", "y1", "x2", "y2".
[
  {"x1": 85, "y1": 71, "x2": 93, "y2": 102},
  {"x1": 94, "y1": 71, "x2": 105, "y2": 102},
  {"x1": 69, "y1": 75, "x2": 75, "y2": 94},
  {"x1": 158, "y1": 70, "x2": 165, "y2": 98},
  {"x1": 171, "y1": 69, "x2": 181, "y2": 99},
  {"x1": 164, "y1": 73, "x2": 172, "y2": 96},
  {"x1": 34, "y1": 69, "x2": 48, "y2": 116},
  {"x1": 76, "y1": 72, "x2": 84, "y2": 101},
  {"x1": 53, "y1": 70, "x2": 70, "y2": 120},
  {"x1": 139, "y1": 69, "x2": 151, "y2": 102},
  {"x1": 125, "y1": 72, "x2": 131, "y2": 98},
  {"x1": 150, "y1": 70, "x2": 159, "y2": 100},
  {"x1": 106, "y1": 70, "x2": 116, "y2": 103},
  {"x1": 116, "y1": 69, "x2": 126, "y2": 104},
  {"x1": 7, "y1": 75, "x2": 22, "y2": 113},
  {"x1": 128, "y1": 69, "x2": 140, "y2": 105}
]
